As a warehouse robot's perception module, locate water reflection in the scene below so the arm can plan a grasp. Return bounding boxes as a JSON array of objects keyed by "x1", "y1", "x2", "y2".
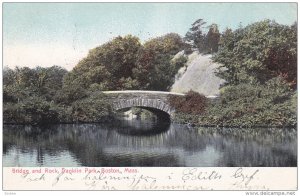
[
  {"x1": 115, "y1": 119, "x2": 170, "y2": 136},
  {"x1": 3, "y1": 120, "x2": 297, "y2": 167}
]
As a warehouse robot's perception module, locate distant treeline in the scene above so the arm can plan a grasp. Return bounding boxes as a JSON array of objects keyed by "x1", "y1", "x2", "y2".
[{"x1": 3, "y1": 19, "x2": 297, "y2": 127}]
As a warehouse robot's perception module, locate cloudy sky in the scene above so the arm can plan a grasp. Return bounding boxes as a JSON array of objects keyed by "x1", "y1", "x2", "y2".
[{"x1": 3, "y1": 3, "x2": 297, "y2": 70}]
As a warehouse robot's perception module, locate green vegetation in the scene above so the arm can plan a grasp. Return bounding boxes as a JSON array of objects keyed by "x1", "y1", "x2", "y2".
[
  {"x1": 64, "y1": 33, "x2": 187, "y2": 91},
  {"x1": 185, "y1": 19, "x2": 221, "y2": 54},
  {"x1": 3, "y1": 33, "x2": 187, "y2": 124},
  {"x1": 4, "y1": 66, "x2": 68, "y2": 124},
  {"x1": 133, "y1": 33, "x2": 187, "y2": 90},
  {"x1": 171, "y1": 20, "x2": 297, "y2": 127},
  {"x1": 168, "y1": 91, "x2": 208, "y2": 115},
  {"x1": 3, "y1": 66, "x2": 113, "y2": 124},
  {"x1": 214, "y1": 20, "x2": 297, "y2": 88},
  {"x1": 3, "y1": 19, "x2": 297, "y2": 127},
  {"x1": 64, "y1": 35, "x2": 142, "y2": 91},
  {"x1": 201, "y1": 78, "x2": 297, "y2": 127}
]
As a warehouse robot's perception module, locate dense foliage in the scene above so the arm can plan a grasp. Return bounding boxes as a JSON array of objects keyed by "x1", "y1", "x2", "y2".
[
  {"x1": 4, "y1": 66, "x2": 68, "y2": 124},
  {"x1": 65, "y1": 33, "x2": 187, "y2": 91},
  {"x1": 3, "y1": 20, "x2": 297, "y2": 127},
  {"x1": 208, "y1": 20, "x2": 297, "y2": 127},
  {"x1": 214, "y1": 20, "x2": 297, "y2": 88},
  {"x1": 168, "y1": 91, "x2": 208, "y2": 115},
  {"x1": 134, "y1": 33, "x2": 187, "y2": 90},
  {"x1": 64, "y1": 35, "x2": 142, "y2": 90},
  {"x1": 3, "y1": 66, "x2": 112, "y2": 124},
  {"x1": 200, "y1": 78, "x2": 297, "y2": 127}
]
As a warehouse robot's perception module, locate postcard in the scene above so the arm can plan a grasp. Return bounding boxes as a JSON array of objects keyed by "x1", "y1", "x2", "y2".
[{"x1": 2, "y1": 2, "x2": 298, "y2": 193}]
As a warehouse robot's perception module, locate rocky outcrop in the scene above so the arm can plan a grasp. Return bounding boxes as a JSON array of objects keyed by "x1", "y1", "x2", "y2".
[{"x1": 171, "y1": 51, "x2": 224, "y2": 97}]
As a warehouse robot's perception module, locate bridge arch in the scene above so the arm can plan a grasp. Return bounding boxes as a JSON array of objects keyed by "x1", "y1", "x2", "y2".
[
  {"x1": 113, "y1": 98, "x2": 173, "y2": 115},
  {"x1": 103, "y1": 90, "x2": 185, "y2": 120}
]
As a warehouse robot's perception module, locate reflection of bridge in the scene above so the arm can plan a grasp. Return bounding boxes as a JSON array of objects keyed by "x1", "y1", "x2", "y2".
[{"x1": 103, "y1": 90, "x2": 185, "y2": 119}]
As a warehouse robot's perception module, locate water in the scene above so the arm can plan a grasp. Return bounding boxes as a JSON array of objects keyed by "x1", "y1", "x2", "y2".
[{"x1": 3, "y1": 119, "x2": 297, "y2": 167}]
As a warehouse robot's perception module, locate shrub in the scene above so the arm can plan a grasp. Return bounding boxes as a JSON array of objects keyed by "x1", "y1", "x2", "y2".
[
  {"x1": 201, "y1": 77, "x2": 296, "y2": 127},
  {"x1": 168, "y1": 90, "x2": 208, "y2": 115},
  {"x1": 71, "y1": 92, "x2": 112, "y2": 122},
  {"x1": 3, "y1": 96, "x2": 59, "y2": 124}
]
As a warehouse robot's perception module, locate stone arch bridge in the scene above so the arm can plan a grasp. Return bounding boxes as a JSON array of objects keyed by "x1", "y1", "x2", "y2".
[{"x1": 103, "y1": 90, "x2": 185, "y2": 120}]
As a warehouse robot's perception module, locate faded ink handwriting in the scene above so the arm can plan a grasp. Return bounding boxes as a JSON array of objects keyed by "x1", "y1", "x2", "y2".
[
  {"x1": 82, "y1": 171, "x2": 157, "y2": 190},
  {"x1": 181, "y1": 168, "x2": 222, "y2": 182},
  {"x1": 52, "y1": 171, "x2": 75, "y2": 186},
  {"x1": 11, "y1": 167, "x2": 279, "y2": 190},
  {"x1": 232, "y1": 167, "x2": 259, "y2": 187},
  {"x1": 21, "y1": 173, "x2": 45, "y2": 182}
]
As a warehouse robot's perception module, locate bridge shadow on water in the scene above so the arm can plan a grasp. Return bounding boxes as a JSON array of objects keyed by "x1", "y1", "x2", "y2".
[
  {"x1": 113, "y1": 118, "x2": 171, "y2": 136},
  {"x1": 114, "y1": 107, "x2": 171, "y2": 136}
]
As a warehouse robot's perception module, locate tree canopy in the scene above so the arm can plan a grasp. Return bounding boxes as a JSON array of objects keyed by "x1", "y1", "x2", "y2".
[
  {"x1": 65, "y1": 33, "x2": 187, "y2": 91},
  {"x1": 133, "y1": 33, "x2": 187, "y2": 90},
  {"x1": 213, "y1": 20, "x2": 297, "y2": 88},
  {"x1": 64, "y1": 35, "x2": 142, "y2": 90}
]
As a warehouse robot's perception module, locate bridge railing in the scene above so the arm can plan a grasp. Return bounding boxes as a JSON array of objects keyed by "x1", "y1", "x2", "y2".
[
  {"x1": 102, "y1": 90, "x2": 185, "y2": 96},
  {"x1": 103, "y1": 90, "x2": 218, "y2": 99}
]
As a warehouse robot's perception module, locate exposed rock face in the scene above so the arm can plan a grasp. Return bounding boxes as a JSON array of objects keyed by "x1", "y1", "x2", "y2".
[{"x1": 171, "y1": 51, "x2": 225, "y2": 97}]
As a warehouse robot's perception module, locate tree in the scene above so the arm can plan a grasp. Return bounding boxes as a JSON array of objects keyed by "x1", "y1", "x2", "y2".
[
  {"x1": 204, "y1": 23, "x2": 220, "y2": 53},
  {"x1": 133, "y1": 33, "x2": 186, "y2": 90},
  {"x1": 214, "y1": 20, "x2": 297, "y2": 88},
  {"x1": 64, "y1": 35, "x2": 142, "y2": 90},
  {"x1": 185, "y1": 19, "x2": 207, "y2": 52},
  {"x1": 64, "y1": 33, "x2": 186, "y2": 91},
  {"x1": 185, "y1": 19, "x2": 221, "y2": 54},
  {"x1": 3, "y1": 66, "x2": 69, "y2": 124},
  {"x1": 3, "y1": 67, "x2": 15, "y2": 86},
  {"x1": 3, "y1": 67, "x2": 38, "y2": 103},
  {"x1": 35, "y1": 66, "x2": 68, "y2": 100},
  {"x1": 14, "y1": 67, "x2": 38, "y2": 87},
  {"x1": 213, "y1": 28, "x2": 238, "y2": 85}
]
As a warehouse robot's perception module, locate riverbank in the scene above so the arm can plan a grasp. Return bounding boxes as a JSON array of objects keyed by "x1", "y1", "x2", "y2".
[
  {"x1": 3, "y1": 115, "x2": 297, "y2": 129},
  {"x1": 171, "y1": 113, "x2": 297, "y2": 128}
]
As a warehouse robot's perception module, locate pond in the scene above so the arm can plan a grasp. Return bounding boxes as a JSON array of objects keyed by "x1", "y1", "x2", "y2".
[{"x1": 3, "y1": 119, "x2": 297, "y2": 167}]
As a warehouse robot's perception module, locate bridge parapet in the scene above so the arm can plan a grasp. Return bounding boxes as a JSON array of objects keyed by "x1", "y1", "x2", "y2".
[{"x1": 103, "y1": 90, "x2": 217, "y2": 98}]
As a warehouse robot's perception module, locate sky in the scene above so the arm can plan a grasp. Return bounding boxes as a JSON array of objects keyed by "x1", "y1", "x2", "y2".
[{"x1": 3, "y1": 3, "x2": 297, "y2": 70}]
